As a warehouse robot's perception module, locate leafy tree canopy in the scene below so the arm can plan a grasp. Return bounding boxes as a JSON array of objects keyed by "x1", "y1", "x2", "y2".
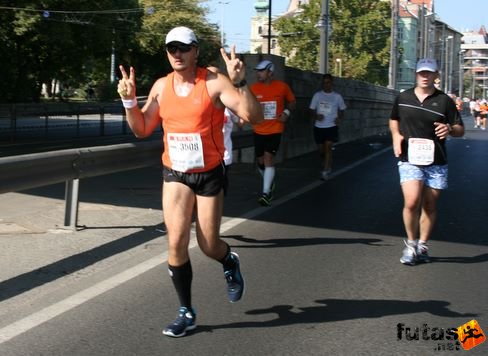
[
  {"x1": 0, "y1": 0, "x2": 220, "y2": 102},
  {"x1": 273, "y1": 0, "x2": 391, "y2": 85}
]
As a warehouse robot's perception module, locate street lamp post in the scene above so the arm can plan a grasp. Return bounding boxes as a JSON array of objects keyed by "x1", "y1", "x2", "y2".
[
  {"x1": 317, "y1": 0, "x2": 330, "y2": 74},
  {"x1": 388, "y1": 0, "x2": 399, "y2": 89},
  {"x1": 110, "y1": 33, "x2": 115, "y2": 83},
  {"x1": 335, "y1": 58, "x2": 342, "y2": 77},
  {"x1": 218, "y1": 1, "x2": 230, "y2": 47},
  {"x1": 444, "y1": 36, "x2": 453, "y2": 93},
  {"x1": 459, "y1": 50, "x2": 465, "y2": 98},
  {"x1": 448, "y1": 38, "x2": 455, "y2": 94},
  {"x1": 267, "y1": 0, "x2": 272, "y2": 54},
  {"x1": 471, "y1": 71, "x2": 475, "y2": 99}
]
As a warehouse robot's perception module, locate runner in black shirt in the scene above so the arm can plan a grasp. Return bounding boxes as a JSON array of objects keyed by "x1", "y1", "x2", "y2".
[{"x1": 389, "y1": 58, "x2": 464, "y2": 266}]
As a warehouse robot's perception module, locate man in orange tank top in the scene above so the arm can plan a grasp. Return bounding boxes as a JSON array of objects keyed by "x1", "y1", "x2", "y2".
[
  {"x1": 117, "y1": 26, "x2": 263, "y2": 338},
  {"x1": 250, "y1": 60, "x2": 296, "y2": 206}
]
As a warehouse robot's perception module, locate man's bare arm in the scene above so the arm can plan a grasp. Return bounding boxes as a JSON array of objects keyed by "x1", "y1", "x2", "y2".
[
  {"x1": 217, "y1": 46, "x2": 263, "y2": 125},
  {"x1": 118, "y1": 65, "x2": 162, "y2": 138}
]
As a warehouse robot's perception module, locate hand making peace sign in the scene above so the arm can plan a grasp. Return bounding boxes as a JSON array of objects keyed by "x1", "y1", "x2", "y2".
[
  {"x1": 220, "y1": 45, "x2": 245, "y2": 85},
  {"x1": 117, "y1": 65, "x2": 136, "y2": 99}
]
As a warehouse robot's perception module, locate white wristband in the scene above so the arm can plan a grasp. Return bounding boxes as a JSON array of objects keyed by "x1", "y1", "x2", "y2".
[
  {"x1": 122, "y1": 98, "x2": 138, "y2": 109},
  {"x1": 283, "y1": 109, "x2": 291, "y2": 116}
]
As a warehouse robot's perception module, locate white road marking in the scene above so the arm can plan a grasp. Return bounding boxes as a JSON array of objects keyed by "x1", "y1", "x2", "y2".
[{"x1": 0, "y1": 147, "x2": 389, "y2": 344}]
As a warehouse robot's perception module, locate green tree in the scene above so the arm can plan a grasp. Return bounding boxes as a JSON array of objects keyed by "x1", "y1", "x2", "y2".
[
  {"x1": 0, "y1": 0, "x2": 141, "y2": 102},
  {"x1": 273, "y1": 0, "x2": 391, "y2": 85},
  {"x1": 134, "y1": 0, "x2": 221, "y2": 91},
  {"x1": 0, "y1": 0, "x2": 220, "y2": 102}
]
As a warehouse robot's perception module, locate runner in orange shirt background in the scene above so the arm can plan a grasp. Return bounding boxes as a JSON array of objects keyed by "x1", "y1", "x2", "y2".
[
  {"x1": 250, "y1": 60, "x2": 296, "y2": 206},
  {"x1": 479, "y1": 100, "x2": 487, "y2": 130}
]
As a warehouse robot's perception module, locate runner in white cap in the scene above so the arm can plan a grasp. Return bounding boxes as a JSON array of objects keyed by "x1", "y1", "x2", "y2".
[
  {"x1": 389, "y1": 58, "x2": 464, "y2": 266},
  {"x1": 117, "y1": 26, "x2": 263, "y2": 337}
]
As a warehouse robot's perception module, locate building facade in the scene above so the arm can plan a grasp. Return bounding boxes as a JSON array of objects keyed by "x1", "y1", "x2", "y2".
[
  {"x1": 461, "y1": 28, "x2": 488, "y2": 99},
  {"x1": 396, "y1": 0, "x2": 463, "y2": 94},
  {"x1": 250, "y1": 0, "x2": 309, "y2": 54},
  {"x1": 248, "y1": 0, "x2": 478, "y2": 97}
]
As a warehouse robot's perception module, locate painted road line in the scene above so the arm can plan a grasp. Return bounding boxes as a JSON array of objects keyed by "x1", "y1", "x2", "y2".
[{"x1": 0, "y1": 146, "x2": 390, "y2": 344}]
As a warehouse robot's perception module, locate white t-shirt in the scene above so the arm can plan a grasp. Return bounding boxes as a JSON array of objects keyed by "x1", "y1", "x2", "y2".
[
  {"x1": 223, "y1": 108, "x2": 240, "y2": 166},
  {"x1": 309, "y1": 91, "x2": 346, "y2": 128}
]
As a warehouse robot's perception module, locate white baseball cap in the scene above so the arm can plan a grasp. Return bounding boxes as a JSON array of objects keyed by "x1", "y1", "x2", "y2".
[
  {"x1": 165, "y1": 26, "x2": 198, "y2": 45},
  {"x1": 255, "y1": 60, "x2": 275, "y2": 72},
  {"x1": 416, "y1": 58, "x2": 438, "y2": 73}
]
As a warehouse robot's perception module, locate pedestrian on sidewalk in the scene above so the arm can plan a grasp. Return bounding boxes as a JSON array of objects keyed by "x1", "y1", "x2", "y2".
[
  {"x1": 389, "y1": 58, "x2": 464, "y2": 266},
  {"x1": 117, "y1": 26, "x2": 263, "y2": 337},
  {"x1": 249, "y1": 59, "x2": 296, "y2": 206},
  {"x1": 309, "y1": 73, "x2": 347, "y2": 180}
]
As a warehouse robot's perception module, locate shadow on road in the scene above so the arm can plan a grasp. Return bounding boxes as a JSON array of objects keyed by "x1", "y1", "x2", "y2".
[
  {"x1": 195, "y1": 299, "x2": 477, "y2": 333},
  {"x1": 223, "y1": 234, "x2": 388, "y2": 248},
  {"x1": 431, "y1": 253, "x2": 488, "y2": 264}
]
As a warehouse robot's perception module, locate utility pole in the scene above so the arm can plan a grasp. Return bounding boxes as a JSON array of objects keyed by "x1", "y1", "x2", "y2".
[
  {"x1": 419, "y1": 3, "x2": 424, "y2": 58},
  {"x1": 318, "y1": 0, "x2": 330, "y2": 74},
  {"x1": 110, "y1": 29, "x2": 116, "y2": 83},
  {"x1": 449, "y1": 37, "x2": 454, "y2": 93},
  {"x1": 459, "y1": 50, "x2": 465, "y2": 97},
  {"x1": 218, "y1": 1, "x2": 230, "y2": 47},
  {"x1": 388, "y1": 0, "x2": 398, "y2": 89},
  {"x1": 267, "y1": 0, "x2": 272, "y2": 54},
  {"x1": 444, "y1": 36, "x2": 453, "y2": 92}
]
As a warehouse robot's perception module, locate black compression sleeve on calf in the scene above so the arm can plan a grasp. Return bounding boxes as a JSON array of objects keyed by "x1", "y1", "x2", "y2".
[{"x1": 168, "y1": 260, "x2": 193, "y2": 309}]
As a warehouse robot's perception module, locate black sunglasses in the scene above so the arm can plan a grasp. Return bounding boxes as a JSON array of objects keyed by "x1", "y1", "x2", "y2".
[{"x1": 166, "y1": 42, "x2": 194, "y2": 54}]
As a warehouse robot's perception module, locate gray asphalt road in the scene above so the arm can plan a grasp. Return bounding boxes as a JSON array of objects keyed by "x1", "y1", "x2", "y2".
[{"x1": 0, "y1": 125, "x2": 487, "y2": 355}]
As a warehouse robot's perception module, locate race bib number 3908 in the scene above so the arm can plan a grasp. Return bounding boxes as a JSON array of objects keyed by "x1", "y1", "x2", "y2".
[
  {"x1": 408, "y1": 138, "x2": 435, "y2": 165},
  {"x1": 167, "y1": 133, "x2": 204, "y2": 172}
]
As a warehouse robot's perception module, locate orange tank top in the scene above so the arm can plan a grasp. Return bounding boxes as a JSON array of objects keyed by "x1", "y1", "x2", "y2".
[{"x1": 159, "y1": 68, "x2": 225, "y2": 172}]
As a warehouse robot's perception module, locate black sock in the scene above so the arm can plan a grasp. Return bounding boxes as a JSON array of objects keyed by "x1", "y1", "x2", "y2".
[
  {"x1": 168, "y1": 260, "x2": 192, "y2": 310},
  {"x1": 218, "y1": 244, "x2": 236, "y2": 269}
]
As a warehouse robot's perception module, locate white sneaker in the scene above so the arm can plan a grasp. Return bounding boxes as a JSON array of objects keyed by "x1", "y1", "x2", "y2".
[
  {"x1": 400, "y1": 240, "x2": 417, "y2": 265},
  {"x1": 320, "y1": 169, "x2": 332, "y2": 181},
  {"x1": 416, "y1": 241, "x2": 431, "y2": 263}
]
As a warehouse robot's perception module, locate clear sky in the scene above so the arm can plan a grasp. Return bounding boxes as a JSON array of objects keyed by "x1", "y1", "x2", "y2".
[
  {"x1": 434, "y1": 0, "x2": 487, "y2": 32},
  {"x1": 204, "y1": 0, "x2": 290, "y2": 51},
  {"x1": 205, "y1": 0, "x2": 487, "y2": 51}
]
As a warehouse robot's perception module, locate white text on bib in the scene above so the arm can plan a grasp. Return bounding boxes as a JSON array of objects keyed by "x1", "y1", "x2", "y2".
[
  {"x1": 262, "y1": 101, "x2": 277, "y2": 120},
  {"x1": 318, "y1": 101, "x2": 333, "y2": 116}
]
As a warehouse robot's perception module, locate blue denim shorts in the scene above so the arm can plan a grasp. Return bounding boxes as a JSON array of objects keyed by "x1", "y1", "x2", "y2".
[{"x1": 397, "y1": 161, "x2": 448, "y2": 189}]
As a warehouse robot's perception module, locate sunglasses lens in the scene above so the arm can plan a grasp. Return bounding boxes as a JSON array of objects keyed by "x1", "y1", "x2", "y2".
[{"x1": 166, "y1": 43, "x2": 193, "y2": 54}]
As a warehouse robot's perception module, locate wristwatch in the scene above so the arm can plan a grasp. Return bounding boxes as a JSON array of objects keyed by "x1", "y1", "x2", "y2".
[{"x1": 233, "y1": 79, "x2": 247, "y2": 88}]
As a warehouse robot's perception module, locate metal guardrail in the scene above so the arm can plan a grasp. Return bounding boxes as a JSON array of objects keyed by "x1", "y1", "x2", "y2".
[
  {"x1": 0, "y1": 102, "x2": 134, "y2": 141},
  {"x1": 0, "y1": 141, "x2": 162, "y2": 194},
  {"x1": 0, "y1": 130, "x2": 254, "y2": 229},
  {"x1": 0, "y1": 141, "x2": 162, "y2": 229}
]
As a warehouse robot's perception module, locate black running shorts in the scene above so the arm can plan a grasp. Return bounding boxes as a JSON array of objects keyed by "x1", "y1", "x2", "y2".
[
  {"x1": 163, "y1": 164, "x2": 225, "y2": 197},
  {"x1": 253, "y1": 132, "x2": 282, "y2": 157},
  {"x1": 313, "y1": 126, "x2": 339, "y2": 144}
]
